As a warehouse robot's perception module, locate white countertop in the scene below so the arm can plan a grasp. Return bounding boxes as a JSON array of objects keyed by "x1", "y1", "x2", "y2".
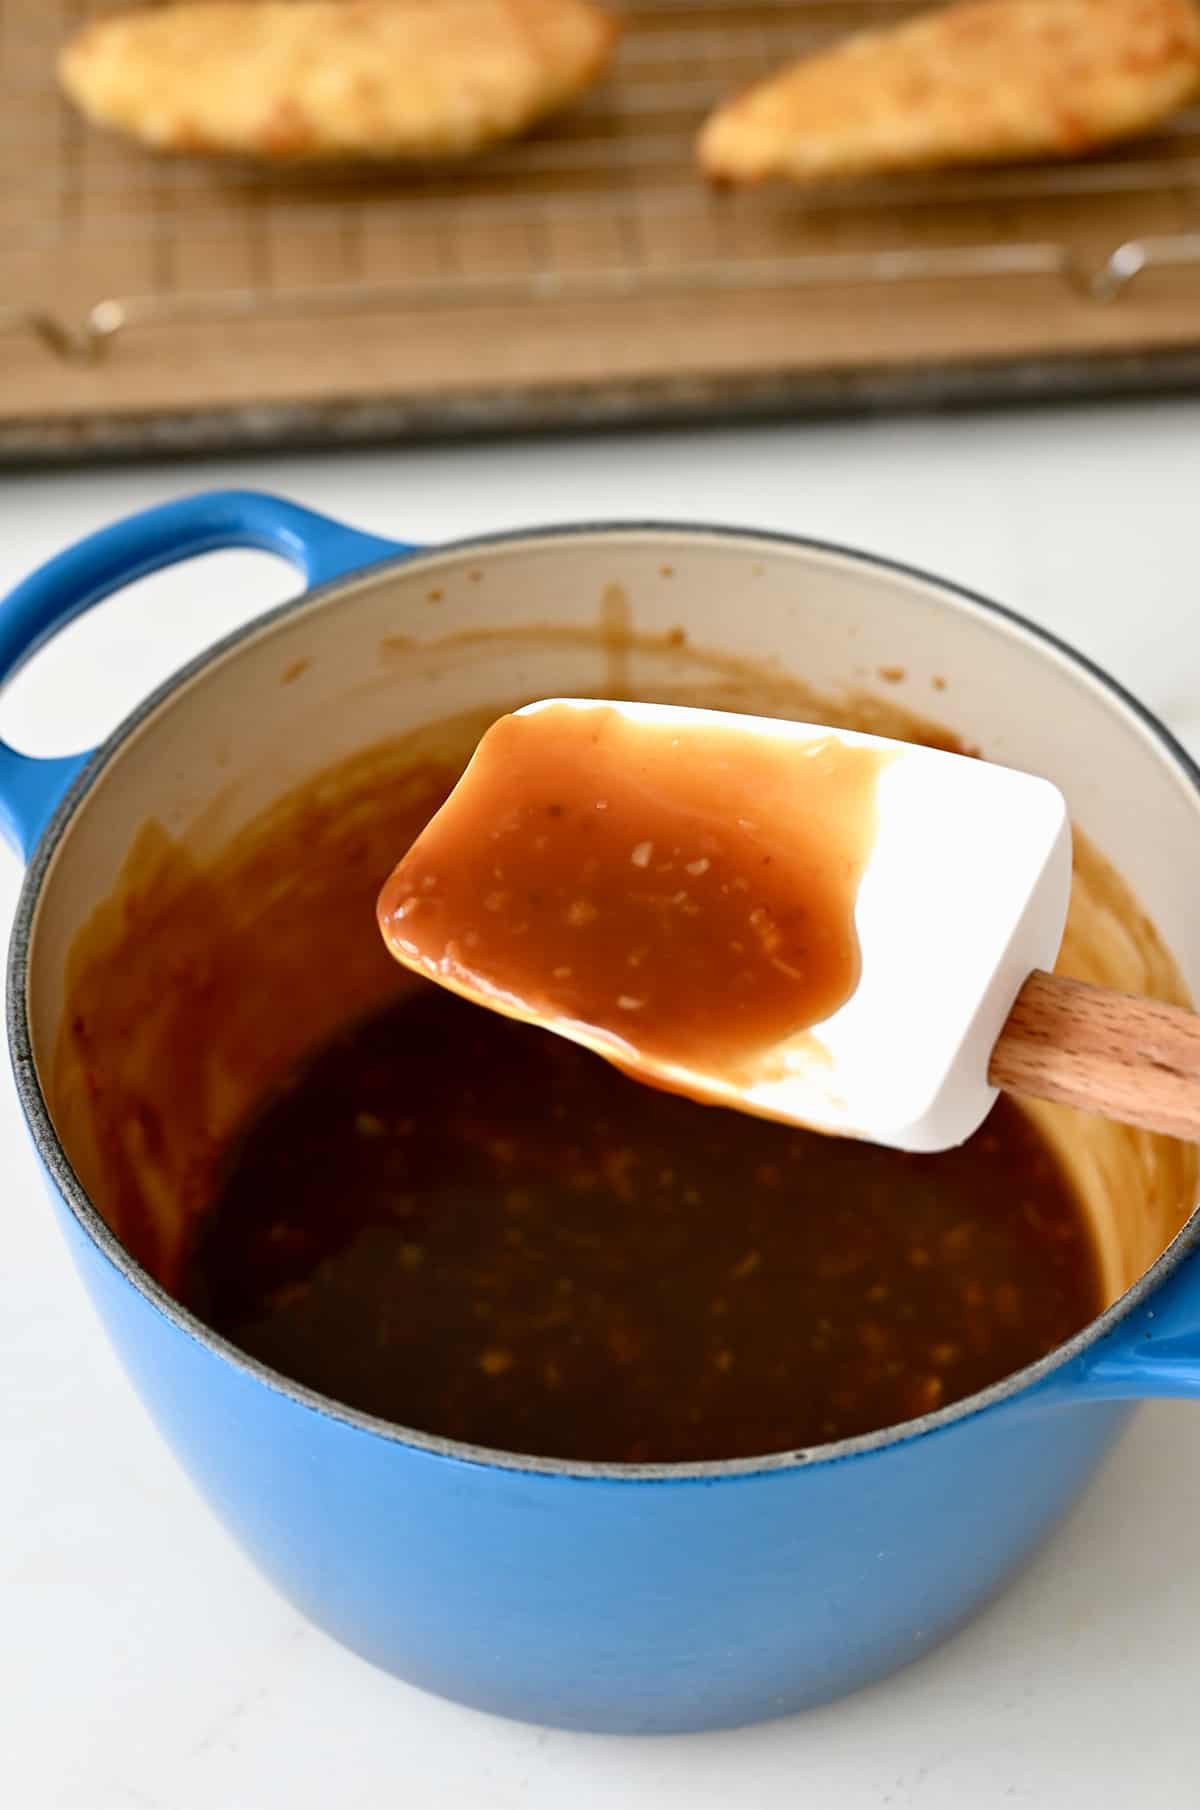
[{"x1": 5, "y1": 402, "x2": 1200, "y2": 1810}]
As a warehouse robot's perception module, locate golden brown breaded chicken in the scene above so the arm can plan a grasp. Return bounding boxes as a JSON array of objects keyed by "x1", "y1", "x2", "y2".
[
  {"x1": 59, "y1": 0, "x2": 620, "y2": 161},
  {"x1": 698, "y1": 0, "x2": 1200, "y2": 185}
]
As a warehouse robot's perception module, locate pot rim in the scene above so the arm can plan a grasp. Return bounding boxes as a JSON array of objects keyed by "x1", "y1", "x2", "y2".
[{"x1": 9, "y1": 516, "x2": 1200, "y2": 1482}]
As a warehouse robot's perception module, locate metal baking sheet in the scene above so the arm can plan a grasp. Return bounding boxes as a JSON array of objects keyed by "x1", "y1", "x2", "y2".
[{"x1": 4, "y1": 0, "x2": 1200, "y2": 461}]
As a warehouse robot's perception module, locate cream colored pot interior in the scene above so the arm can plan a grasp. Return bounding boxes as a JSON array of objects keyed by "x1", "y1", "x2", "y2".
[{"x1": 25, "y1": 530, "x2": 1200, "y2": 1303}]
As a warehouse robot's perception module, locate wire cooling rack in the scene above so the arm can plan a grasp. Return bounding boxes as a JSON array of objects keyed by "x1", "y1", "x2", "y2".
[{"x1": 4, "y1": 0, "x2": 1200, "y2": 458}]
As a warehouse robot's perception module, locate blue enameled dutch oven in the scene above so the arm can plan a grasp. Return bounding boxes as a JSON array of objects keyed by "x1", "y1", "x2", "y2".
[{"x1": 6, "y1": 490, "x2": 1200, "y2": 1734}]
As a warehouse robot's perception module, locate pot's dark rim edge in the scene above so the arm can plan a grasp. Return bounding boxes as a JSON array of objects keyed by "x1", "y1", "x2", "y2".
[{"x1": 8, "y1": 515, "x2": 1200, "y2": 1484}]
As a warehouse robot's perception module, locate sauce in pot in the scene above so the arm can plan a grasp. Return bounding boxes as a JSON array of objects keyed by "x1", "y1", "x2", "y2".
[{"x1": 183, "y1": 984, "x2": 1101, "y2": 1462}]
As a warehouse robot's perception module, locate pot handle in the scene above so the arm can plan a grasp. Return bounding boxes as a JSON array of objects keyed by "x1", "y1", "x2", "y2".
[
  {"x1": 0, "y1": 489, "x2": 410, "y2": 860},
  {"x1": 1069, "y1": 1244, "x2": 1200, "y2": 1400}
]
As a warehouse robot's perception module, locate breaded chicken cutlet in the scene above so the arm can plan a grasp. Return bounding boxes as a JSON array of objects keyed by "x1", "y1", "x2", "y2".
[
  {"x1": 59, "y1": 0, "x2": 620, "y2": 162},
  {"x1": 698, "y1": 0, "x2": 1200, "y2": 185}
]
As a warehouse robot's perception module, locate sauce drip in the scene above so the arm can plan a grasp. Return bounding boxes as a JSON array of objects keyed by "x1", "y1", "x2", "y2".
[
  {"x1": 183, "y1": 986, "x2": 1102, "y2": 1463},
  {"x1": 377, "y1": 704, "x2": 886, "y2": 1075}
]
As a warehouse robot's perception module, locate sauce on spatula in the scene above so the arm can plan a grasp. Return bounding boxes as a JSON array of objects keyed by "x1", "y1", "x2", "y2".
[{"x1": 377, "y1": 700, "x2": 888, "y2": 1077}]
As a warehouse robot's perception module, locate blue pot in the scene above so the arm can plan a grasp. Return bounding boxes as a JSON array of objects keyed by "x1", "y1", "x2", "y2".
[{"x1": 6, "y1": 490, "x2": 1200, "y2": 1734}]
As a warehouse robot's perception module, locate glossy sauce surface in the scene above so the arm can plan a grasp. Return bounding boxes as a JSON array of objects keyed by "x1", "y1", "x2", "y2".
[
  {"x1": 377, "y1": 704, "x2": 887, "y2": 1074},
  {"x1": 183, "y1": 985, "x2": 1102, "y2": 1462}
]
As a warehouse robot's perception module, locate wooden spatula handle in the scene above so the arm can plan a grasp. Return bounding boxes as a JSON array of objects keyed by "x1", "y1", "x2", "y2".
[{"x1": 990, "y1": 970, "x2": 1200, "y2": 1140}]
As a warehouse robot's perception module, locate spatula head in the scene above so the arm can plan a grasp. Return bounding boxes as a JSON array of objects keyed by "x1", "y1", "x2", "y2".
[{"x1": 378, "y1": 699, "x2": 1071, "y2": 1152}]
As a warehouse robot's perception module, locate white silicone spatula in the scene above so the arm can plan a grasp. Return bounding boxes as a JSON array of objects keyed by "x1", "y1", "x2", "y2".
[{"x1": 378, "y1": 699, "x2": 1200, "y2": 1152}]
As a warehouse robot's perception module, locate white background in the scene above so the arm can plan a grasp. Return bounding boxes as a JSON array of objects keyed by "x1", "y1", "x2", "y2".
[{"x1": 4, "y1": 401, "x2": 1200, "y2": 1810}]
